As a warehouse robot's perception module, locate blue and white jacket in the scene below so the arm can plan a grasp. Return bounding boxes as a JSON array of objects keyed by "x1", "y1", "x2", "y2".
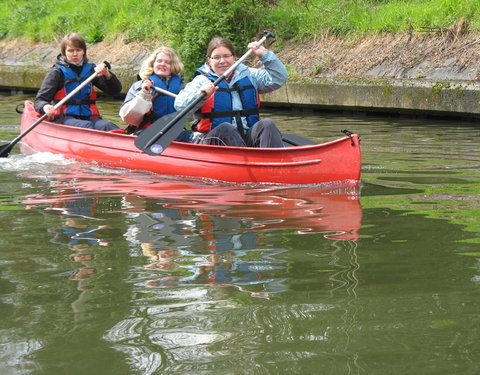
[{"x1": 174, "y1": 50, "x2": 288, "y2": 132}]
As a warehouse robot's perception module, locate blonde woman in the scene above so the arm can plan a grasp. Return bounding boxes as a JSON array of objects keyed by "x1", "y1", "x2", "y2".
[{"x1": 120, "y1": 46, "x2": 190, "y2": 140}]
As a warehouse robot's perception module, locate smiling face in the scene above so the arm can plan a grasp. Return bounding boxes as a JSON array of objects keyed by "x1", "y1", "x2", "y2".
[
  {"x1": 65, "y1": 43, "x2": 85, "y2": 65},
  {"x1": 153, "y1": 52, "x2": 172, "y2": 77},
  {"x1": 208, "y1": 46, "x2": 235, "y2": 76}
]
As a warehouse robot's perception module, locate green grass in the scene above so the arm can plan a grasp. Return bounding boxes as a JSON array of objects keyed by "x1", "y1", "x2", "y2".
[
  {"x1": 1, "y1": 0, "x2": 479, "y2": 76},
  {"x1": 266, "y1": 0, "x2": 480, "y2": 38}
]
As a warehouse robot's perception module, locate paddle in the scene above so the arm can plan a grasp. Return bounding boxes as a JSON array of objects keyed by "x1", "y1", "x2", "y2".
[
  {"x1": 135, "y1": 30, "x2": 275, "y2": 156},
  {"x1": 152, "y1": 85, "x2": 178, "y2": 98},
  {"x1": 0, "y1": 61, "x2": 111, "y2": 158}
]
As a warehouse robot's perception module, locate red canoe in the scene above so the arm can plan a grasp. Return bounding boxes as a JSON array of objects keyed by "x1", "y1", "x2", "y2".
[{"x1": 19, "y1": 100, "x2": 361, "y2": 185}]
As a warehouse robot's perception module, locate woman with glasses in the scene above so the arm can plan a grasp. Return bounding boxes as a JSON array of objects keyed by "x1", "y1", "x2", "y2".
[{"x1": 174, "y1": 36, "x2": 288, "y2": 147}]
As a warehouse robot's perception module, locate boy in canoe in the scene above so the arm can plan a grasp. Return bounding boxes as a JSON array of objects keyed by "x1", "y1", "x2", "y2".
[{"x1": 34, "y1": 32, "x2": 122, "y2": 131}]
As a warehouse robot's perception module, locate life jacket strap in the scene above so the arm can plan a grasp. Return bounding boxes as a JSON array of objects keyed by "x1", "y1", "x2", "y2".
[
  {"x1": 54, "y1": 99, "x2": 96, "y2": 106},
  {"x1": 216, "y1": 85, "x2": 255, "y2": 93},
  {"x1": 64, "y1": 77, "x2": 86, "y2": 85},
  {"x1": 201, "y1": 108, "x2": 259, "y2": 119}
]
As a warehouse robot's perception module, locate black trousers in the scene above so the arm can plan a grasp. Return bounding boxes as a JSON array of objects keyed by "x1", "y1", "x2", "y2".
[{"x1": 196, "y1": 118, "x2": 283, "y2": 148}]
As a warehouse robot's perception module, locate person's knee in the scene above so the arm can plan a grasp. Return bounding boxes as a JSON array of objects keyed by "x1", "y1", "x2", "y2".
[
  {"x1": 214, "y1": 122, "x2": 233, "y2": 131},
  {"x1": 103, "y1": 123, "x2": 120, "y2": 131},
  {"x1": 210, "y1": 122, "x2": 236, "y2": 136},
  {"x1": 248, "y1": 118, "x2": 283, "y2": 148},
  {"x1": 203, "y1": 122, "x2": 246, "y2": 146},
  {"x1": 256, "y1": 118, "x2": 278, "y2": 132},
  {"x1": 258, "y1": 118, "x2": 275, "y2": 128},
  {"x1": 62, "y1": 118, "x2": 94, "y2": 129},
  {"x1": 94, "y1": 120, "x2": 119, "y2": 131}
]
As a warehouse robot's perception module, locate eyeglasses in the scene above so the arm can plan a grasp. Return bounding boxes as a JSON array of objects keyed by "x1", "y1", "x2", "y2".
[{"x1": 209, "y1": 54, "x2": 233, "y2": 61}]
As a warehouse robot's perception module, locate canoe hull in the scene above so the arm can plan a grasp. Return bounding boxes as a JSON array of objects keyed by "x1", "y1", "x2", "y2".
[{"x1": 20, "y1": 101, "x2": 361, "y2": 185}]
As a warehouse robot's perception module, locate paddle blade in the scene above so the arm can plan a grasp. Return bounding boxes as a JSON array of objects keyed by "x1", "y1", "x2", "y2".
[
  {"x1": 0, "y1": 143, "x2": 15, "y2": 158},
  {"x1": 134, "y1": 111, "x2": 191, "y2": 156}
]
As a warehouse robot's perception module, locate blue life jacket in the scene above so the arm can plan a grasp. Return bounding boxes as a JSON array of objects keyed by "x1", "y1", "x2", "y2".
[
  {"x1": 197, "y1": 72, "x2": 260, "y2": 133},
  {"x1": 54, "y1": 63, "x2": 98, "y2": 118},
  {"x1": 149, "y1": 74, "x2": 182, "y2": 118}
]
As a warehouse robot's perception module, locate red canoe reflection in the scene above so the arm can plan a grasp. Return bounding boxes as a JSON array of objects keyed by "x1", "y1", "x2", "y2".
[{"x1": 22, "y1": 167, "x2": 362, "y2": 240}]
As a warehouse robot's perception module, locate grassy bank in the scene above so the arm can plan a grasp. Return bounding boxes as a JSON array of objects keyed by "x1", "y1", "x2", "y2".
[{"x1": 1, "y1": 0, "x2": 479, "y2": 76}]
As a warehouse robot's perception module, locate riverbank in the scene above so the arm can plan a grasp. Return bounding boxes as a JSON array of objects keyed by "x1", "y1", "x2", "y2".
[{"x1": 1, "y1": 29, "x2": 480, "y2": 119}]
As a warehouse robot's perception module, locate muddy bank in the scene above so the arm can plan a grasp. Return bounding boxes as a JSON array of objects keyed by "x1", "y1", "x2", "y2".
[
  {"x1": 280, "y1": 28, "x2": 480, "y2": 82},
  {"x1": 2, "y1": 31, "x2": 480, "y2": 82},
  {"x1": 1, "y1": 31, "x2": 480, "y2": 118}
]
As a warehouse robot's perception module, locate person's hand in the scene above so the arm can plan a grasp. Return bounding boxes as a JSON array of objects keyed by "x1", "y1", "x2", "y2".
[
  {"x1": 141, "y1": 80, "x2": 153, "y2": 94},
  {"x1": 43, "y1": 104, "x2": 55, "y2": 117},
  {"x1": 95, "y1": 62, "x2": 111, "y2": 79},
  {"x1": 199, "y1": 82, "x2": 217, "y2": 98},
  {"x1": 248, "y1": 41, "x2": 267, "y2": 58}
]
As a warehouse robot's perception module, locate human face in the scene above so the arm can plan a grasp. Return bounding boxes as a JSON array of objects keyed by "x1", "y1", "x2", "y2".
[
  {"x1": 153, "y1": 52, "x2": 172, "y2": 77},
  {"x1": 65, "y1": 43, "x2": 85, "y2": 65},
  {"x1": 209, "y1": 46, "x2": 235, "y2": 76}
]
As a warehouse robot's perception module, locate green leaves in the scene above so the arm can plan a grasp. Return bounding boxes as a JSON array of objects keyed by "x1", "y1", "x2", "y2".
[{"x1": 166, "y1": 0, "x2": 267, "y2": 77}]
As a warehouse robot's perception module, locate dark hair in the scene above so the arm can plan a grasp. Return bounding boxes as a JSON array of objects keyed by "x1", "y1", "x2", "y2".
[
  {"x1": 60, "y1": 33, "x2": 87, "y2": 60},
  {"x1": 206, "y1": 37, "x2": 236, "y2": 60}
]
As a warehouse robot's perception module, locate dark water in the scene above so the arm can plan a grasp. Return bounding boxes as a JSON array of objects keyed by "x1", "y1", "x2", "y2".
[{"x1": 1, "y1": 92, "x2": 480, "y2": 375}]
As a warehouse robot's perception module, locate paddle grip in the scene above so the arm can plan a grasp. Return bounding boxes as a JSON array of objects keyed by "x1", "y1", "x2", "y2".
[
  {"x1": 217, "y1": 30, "x2": 274, "y2": 85},
  {"x1": 263, "y1": 30, "x2": 275, "y2": 39}
]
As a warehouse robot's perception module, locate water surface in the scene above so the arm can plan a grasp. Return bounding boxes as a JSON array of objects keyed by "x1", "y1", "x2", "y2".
[{"x1": 1, "y1": 93, "x2": 479, "y2": 374}]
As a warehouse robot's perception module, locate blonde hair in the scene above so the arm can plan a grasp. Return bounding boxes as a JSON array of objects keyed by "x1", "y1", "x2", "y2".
[{"x1": 139, "y1": 46, "x2": 184, "y2": 79}]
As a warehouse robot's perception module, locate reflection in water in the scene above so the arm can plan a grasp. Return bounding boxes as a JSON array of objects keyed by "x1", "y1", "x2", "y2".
[
  {"x1": 3, "y1": 103, "x2": 480, "y2": 373},
  {"x1": 47, "y1": 196, "x2": 111, "y2": 250},
  {"x1": 13, "y1": 154, "x2": 363, "y2": 373},
  {"x1": 21, "y1": 160, "x2": 362, "y2": 291}
]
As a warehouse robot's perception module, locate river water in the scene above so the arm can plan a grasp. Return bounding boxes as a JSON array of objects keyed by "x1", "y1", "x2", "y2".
[{"x1": 1, "y1": 92, "x2": 479, "y2": 375}]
